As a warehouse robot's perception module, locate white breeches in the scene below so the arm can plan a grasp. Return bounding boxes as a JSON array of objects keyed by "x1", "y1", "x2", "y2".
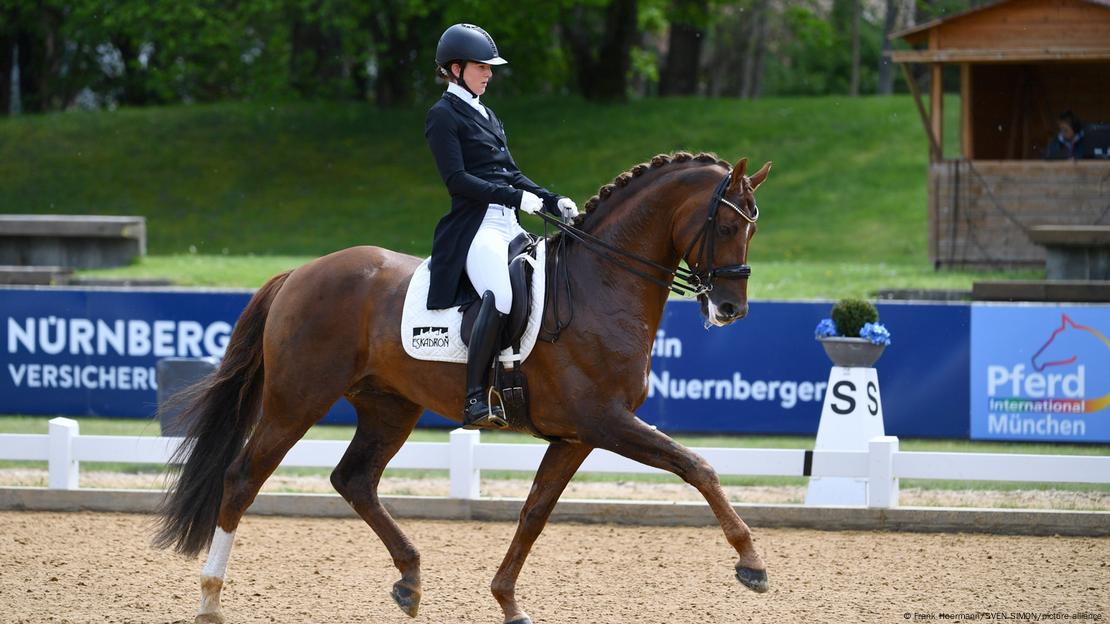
[{"x1": 466, "y1": 204, "x2": 526, "y2": 315}]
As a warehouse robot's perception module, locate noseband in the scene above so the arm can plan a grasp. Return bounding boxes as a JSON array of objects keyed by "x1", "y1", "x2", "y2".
[{"x1": 535, "y1": 171, "x2": 757, "y2": 298}]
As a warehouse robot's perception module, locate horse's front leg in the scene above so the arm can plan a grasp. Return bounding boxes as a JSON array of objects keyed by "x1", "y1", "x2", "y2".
[
  {"x1": 579, "y1": 409, "x2": 769, "y2": 593},
  {"x1": 492, "y1": 440, "x2": 592, "y2": 624}
]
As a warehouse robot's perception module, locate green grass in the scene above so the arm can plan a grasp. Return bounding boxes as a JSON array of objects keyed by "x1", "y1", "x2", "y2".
[
  {"x1": 78, "y1": 255, "x2": 1044, "y2": 297},
  {"x1": 6, "y1": 94, "x2": 1021, "y2": 296},
  {"x1": 3, "y1": 415, "x2": 1106, "y2": 493},
  {"x1": 3, "y1": 95, "x2": 942, "y2": 265},
  {"x1": 749, "y1": 261, "x2": 1041, "y2": 300},
  {"x1": 79, "y1": 254, "x2": 317, "y2": 288}
]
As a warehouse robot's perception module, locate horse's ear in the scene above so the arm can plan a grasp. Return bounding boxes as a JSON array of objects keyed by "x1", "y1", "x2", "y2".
[
  {"x1": 729, "y1": 157, "x2": 749, "y2": 191},
  {"x1": 750, "y1": 161, "x2": 772, "y2": 190}
]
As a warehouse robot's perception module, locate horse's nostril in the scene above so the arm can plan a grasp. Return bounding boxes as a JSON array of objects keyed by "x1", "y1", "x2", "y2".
[{"x1": 718, "y1": 302, "x2": 736, "y2": 317}]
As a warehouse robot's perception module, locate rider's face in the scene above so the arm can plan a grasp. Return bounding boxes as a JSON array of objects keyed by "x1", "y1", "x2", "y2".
[
  {"x1": 455, "y1": 62, "x2": 492, "y2": 96},
  {"x1": 1059, "y1": 121, "x2": 1076, "y2": 141}
]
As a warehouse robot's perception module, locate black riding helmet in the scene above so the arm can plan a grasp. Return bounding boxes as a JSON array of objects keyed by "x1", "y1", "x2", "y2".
[{"x1": 436, "y1": 24, "x2": 507, "y2": 96}]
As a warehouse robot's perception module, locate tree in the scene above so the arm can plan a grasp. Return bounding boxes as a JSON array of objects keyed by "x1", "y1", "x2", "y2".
[
  {"x1": 0, "y1": 1, "x2": 67, "y2": 113},
  {"x1": 703, "y1": 0, "x2": 768, "y2": 98},
  {"x1": 739, "y1": 0, "x2": 769, "y2": 99},
  {"x1": 362, "y1": 0, "x2": 443, "y2": 107},
  {"x1": 848, "y1": 0, "x2": 860, "y2": 96},
  {"x1": 876, "y1": 0, "x2": 900, "y2": 95},
  {"x1": 659, "y1": 0, "x2": 707, "y2": 96},
  {"x1": 0, "y1": 4, "x2": 16, "y2": 113},
  {"x1": 560, "y1": 0, "x2": 639, "y2": 102},
  {"x1": 288, "y1": 0, "x2": 350, "y2": 98}
]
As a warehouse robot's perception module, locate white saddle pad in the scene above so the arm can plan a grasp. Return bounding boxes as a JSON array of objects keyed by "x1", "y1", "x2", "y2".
[{"x1": 401, "y1": 241, "x2": 546, "y2": 365}]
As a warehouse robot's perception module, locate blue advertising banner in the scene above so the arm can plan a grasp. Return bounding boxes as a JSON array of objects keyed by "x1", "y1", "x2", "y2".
[
  {"x1": 0, "y1": 287, "x2": 366, "y2": 424},
  {"x1": 637, "y1": 300, "x2": 970, "y2": 438},
  {"x1": 2, "y1": 287, "x2": 971, "y2": 438},
  {"x1": 2, "y1": 288, "x2": 249, "y2": 418},
  {"x1": 971, "y1": 304, "x2": 1110, "y2": 443}
]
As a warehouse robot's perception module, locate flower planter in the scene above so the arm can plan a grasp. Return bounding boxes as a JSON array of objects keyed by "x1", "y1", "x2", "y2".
[{"x1": 817, "y1": 336, "x2": 887, "y2": 368}]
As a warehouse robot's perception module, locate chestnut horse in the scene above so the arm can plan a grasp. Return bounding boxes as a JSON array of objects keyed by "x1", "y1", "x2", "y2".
[{"x1": 155, "y1": 151, "x2": 772, "y2": 624}]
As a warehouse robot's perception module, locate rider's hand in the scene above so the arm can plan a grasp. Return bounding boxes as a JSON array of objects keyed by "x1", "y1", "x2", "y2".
[
  {"x1": 519, "y1": 191, "x2": 543, "y2": 215},
  {"x1": 557, "y1": 197, "x2": 579, "y2": 220}
]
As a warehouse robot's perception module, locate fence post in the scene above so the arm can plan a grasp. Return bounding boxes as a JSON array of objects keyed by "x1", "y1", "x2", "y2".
[
  {"x1": 449, "y1": 428, "x2": 480, "y2": 500},
  {"x1": 48, "y1": 417, "x2": 80, "y2": 490},
  {"x1": 867, "y1": 435, "x2": 899, "y2": 508}
]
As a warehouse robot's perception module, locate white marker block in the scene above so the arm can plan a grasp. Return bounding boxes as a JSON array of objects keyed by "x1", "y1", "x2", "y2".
[{"x1": 805, "y1": 366, "x2": 885, "y2": 506}]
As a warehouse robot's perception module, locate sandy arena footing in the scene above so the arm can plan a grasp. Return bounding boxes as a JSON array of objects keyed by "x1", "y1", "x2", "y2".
[{"x1": 1, "y1": 511, "x2": 1107, "y2": 623}]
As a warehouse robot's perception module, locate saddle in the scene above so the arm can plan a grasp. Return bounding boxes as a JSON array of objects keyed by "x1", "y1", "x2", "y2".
[{"x1": 460, "y1": 232, "x2": 538, "y2": 357}]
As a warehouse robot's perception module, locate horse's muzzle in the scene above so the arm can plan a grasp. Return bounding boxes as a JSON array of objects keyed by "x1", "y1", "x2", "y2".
[
  {"x1": 701, "y1": 298, "x2": 748, "y2": 326},
  {"x1": 714, "y1": 300, "x2": 749, "y2": 323}
]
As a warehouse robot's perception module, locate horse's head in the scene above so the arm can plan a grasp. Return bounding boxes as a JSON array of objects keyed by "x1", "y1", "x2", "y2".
[
  {"x1": 1032, "y1": 314, "x2": 1087, "y2": 371},
  {"x1": 673, "y1": 157, "x2": 770, "y2": 327}
]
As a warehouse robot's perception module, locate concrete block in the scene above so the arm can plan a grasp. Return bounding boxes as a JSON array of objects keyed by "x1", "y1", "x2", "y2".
[
  {"x1": 0, "y1": 215, "x2": 146, "y2": 269},
  {"x1": 156, "y1": 357, "x2": 220, "y2": 436}
]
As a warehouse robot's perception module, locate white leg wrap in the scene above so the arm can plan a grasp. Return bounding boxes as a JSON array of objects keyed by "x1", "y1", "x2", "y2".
[
  {"x1": 198, "y1": 528, "x2": 235, "y2": 617},
  {"x1": 201, "y1": 528, "x2": 235, "y2": 579}
]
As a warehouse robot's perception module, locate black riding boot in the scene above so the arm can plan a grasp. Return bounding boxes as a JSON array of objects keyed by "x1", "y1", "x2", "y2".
[{"x1": 462, "y1": 291, "x2": 509, "y2": 430}]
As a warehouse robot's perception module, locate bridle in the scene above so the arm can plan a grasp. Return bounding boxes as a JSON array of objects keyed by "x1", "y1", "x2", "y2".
[
  {"x1": 676, "y1": 173, "x2": 758, "y2": 296},
  {"x1": 535, "y1": 170, "x2": 758, "y2": 342}
]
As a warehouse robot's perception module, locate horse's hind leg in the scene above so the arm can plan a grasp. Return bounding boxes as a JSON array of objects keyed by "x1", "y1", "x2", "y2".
[
  {"x1": 330, "y1": 392, "x2": 424, "y2": 617},
  {"x1": 195, "y1": 389, "x2": 333, "y2": 624}
]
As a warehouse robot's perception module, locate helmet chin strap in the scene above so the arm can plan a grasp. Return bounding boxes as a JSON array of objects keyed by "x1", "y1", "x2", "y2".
[{"x1": 451, "y1": 61, "x2": 479, "y2": 98}]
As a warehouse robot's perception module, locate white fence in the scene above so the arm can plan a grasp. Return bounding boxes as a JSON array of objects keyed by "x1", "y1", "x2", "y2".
[{"x1": 1, "y1": 417, "x2": 1108, "y2": 509}]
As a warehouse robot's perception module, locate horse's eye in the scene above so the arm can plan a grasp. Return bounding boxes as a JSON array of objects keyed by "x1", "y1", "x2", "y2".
[{"x1": 717, "y1": 223, "x2": 736, "y2": 237}]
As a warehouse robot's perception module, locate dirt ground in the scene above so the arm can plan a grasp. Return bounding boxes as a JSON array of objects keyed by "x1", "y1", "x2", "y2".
[{"x1": 1, "y1": 512, "x2": 1106, "y2": 624}]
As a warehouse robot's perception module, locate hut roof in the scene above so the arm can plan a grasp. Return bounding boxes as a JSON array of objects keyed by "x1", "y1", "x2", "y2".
[{"x1": 891, "y1": 0, "x2": 1110, "y2": 63}]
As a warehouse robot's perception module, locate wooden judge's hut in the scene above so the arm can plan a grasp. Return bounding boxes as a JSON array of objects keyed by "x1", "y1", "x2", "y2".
[{"x1": 891, "y1": 0, "x2": 1110, "y2": 274}]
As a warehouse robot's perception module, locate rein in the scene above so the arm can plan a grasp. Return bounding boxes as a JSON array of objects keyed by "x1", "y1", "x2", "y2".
[{"x1": 536, "y1": 171, "x2": 757, "y2": 342}]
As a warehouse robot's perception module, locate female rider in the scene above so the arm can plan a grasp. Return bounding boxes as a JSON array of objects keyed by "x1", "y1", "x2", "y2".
[{"x1": 425, "y1": 23, "x2": 578, "y2": 429}]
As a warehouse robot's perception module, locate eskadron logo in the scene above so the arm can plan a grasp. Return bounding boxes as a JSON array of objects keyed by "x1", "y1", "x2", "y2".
[
  {"x1": 985, "y1": 314, "x2": 1110, "y2": 437},
  {"x1": 412, "y1": 326, "x2": 449, "y2": 349}
]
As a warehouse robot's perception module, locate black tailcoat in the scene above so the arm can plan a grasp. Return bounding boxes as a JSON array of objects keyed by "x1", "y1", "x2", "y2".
[{"x1": 424, "y1": 92, "x2": 561, "y2": 309}]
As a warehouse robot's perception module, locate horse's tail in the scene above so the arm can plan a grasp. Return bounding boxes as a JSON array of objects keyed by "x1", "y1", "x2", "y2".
[{"x1": 152, "y1": 270, "x2": 292, "y2": 557}]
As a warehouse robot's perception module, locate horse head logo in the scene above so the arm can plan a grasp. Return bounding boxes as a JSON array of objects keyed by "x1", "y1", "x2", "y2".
[{"x1": 1031, "y1": 314, "x2": 1110, "y2": 372}]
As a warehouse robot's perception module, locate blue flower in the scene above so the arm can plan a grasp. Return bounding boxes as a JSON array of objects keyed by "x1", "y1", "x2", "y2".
[
  {"x1": 860, "y1": 322, "x2": 892, "y2": 346},
  {"x1": 814, "y1": 318, "x2": 838, "y2": 339}
]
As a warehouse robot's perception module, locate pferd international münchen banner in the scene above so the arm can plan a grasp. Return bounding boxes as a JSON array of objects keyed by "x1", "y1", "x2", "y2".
[{"x1": 971, "y1": 304, "x2": 1110, "y2": 442}]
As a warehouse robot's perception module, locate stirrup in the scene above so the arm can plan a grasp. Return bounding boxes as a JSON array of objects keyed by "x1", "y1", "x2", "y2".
[{"x1": 462, "y1": 388, "x2": 509, "y2": 430}]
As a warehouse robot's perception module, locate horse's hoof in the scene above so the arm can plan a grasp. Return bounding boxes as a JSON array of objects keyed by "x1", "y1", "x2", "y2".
[
  {"x1": 391, "y1": 580, "x2": 421, "y2": 618},
  {"x1": 735, "y1": 566, "x2": 769, "y2": 593},
  {"x1": 506, "y1": 616, "x2": 533, "y2": 624},
  {"x1": 194, "y1": 614, "x2": 225, "y2": 624}
]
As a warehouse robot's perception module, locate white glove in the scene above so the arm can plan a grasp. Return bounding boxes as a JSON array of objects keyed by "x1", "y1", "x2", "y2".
[
  {"x1": 519, "y1": 191, "x2": 543, "y2": 215},
  {"x1": 557, "y1": 197, "x2": 579, "y2": 220}
]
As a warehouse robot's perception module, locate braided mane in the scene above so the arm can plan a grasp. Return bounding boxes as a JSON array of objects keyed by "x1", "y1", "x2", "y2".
[{"x1": 579, "y1": 151, "x2": 730, "y2": 222}]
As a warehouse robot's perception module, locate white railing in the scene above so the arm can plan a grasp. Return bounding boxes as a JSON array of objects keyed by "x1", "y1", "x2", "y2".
[{"x1": 1, "y1": 418, "x2": 1108, "y2": 509}]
